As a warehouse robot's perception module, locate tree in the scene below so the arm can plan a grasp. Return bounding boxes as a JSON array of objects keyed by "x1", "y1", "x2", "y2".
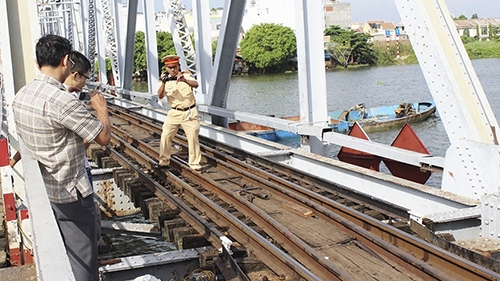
[
  {"x1": 239, "y1": 23, "x2": 297, "y2": 73},
  {"x1": 325, "y1": 25, "x2": 376, "y2": 68},
  {"x1": 212, "y1": 39, "x2": 218, "y2": 61},
  {"x1": 454, "y1": 14, "x2": 468, "y2": 20},
  {"x1": 471, "y1": 13, "x2": 479, "y2": 19},
  {"x1": 156, "y1": 31, "x2": 176, "y2": 72},
  {"x1": 133, "y1": 31, "x2": 176, "y2": 78},
  {"x1": 133, "y1": 31, "x2": 146, "y2": 77}
]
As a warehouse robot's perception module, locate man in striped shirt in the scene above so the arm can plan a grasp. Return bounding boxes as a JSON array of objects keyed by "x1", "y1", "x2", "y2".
[{"x1": 12, "y1": 34, "x2": 111, "y2": 281}]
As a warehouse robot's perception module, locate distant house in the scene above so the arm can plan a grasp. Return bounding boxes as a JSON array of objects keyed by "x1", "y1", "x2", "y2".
[
  {"x1": 361, "y1": 20, "x2": 406, "y2": 42},
  {"x1": 454, "y1": 18, "x2": 500, "y2": 39},
  {"x1": 362, "y1": 20, "x2": 386, "y2": 35}
]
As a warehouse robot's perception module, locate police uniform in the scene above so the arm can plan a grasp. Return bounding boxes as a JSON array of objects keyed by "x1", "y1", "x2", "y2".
[{"x1": 158, "y1": 55, "x2": 201, "y2": 170}]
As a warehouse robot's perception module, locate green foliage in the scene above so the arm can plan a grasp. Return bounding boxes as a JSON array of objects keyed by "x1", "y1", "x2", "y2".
[
  {"x1": 156, "y1": 31, "x2": 176, "y2": 72},
  {"x1": 464, "y1": 41, "x2": 500, "y2": 58},
  {"x1": 491, "y1": 26, "x2": 500, "y2": 41},
  {"x1": 133, "y1": 31, "x2": 176, "y2": 78},
  {"x1": 212, "y1": 39, "x2": 218, "y2": 61},
  {"x1": 239, "y1": 23, "x2": 297, "y2": 73},
  {"x1": 372, "y1": 40, "x2": 417, "y2": 66},
  {"x1": 471, "y1": 13, "x2": 479, "y2": 19},
  {"x1": 134, "y1": 31, "x2": 146, "y2": 77},
  {"x1": 93, "y1": 57, "x2": 112, "y2": 74},
  {"x1": 324, "y1": 25, "x2": 376, "y2": 68},
  {"x1": 454, "y1": 14, "x2": 468, "y2": 20}
]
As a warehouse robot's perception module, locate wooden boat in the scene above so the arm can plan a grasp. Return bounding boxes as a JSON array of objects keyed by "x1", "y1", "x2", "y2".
[
  {"x1": 329, "y1": 101, "x2": 437, "y2": 133},
  {"x1": 229, "y1": 101, "x2": 437, "y2": 140}
]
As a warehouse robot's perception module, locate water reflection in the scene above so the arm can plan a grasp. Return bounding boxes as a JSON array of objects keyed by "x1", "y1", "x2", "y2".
[{"x1": 101, "y1": 214, "x2": 176, "y2": 258}]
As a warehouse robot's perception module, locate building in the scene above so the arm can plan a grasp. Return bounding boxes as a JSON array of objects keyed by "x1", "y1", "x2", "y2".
[
  {"x1": 324, "y1": 0, "x2": 350, "y2": 30},
  {"x1": 454, "y1": 18, "x2": 500, "y2": 39}
]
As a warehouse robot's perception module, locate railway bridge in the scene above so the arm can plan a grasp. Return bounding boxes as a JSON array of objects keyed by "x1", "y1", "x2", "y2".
[{"x1": 1, "y1": 0, "x2": 500, "y2": 280}]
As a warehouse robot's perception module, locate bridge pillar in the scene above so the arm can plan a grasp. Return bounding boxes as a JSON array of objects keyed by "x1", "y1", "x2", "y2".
[{"x1": 295, "y1": 0, "x2": 329, "y2": 156}]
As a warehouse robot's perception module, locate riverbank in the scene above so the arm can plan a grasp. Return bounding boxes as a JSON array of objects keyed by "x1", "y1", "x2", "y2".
[{"x1": 371, "y1": 40, "x2": 500, "y2": 67}]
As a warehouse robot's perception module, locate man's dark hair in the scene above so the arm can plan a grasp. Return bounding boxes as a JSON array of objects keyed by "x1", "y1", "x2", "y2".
[
  {"x1": 69, "y1": 51, "x2": 91, "y2": 74},
  {"x1": 35, "y1": 34, "x2": 73, "y2": 68}
]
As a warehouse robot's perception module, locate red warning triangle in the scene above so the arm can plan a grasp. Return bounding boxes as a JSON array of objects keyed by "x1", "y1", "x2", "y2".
[
  {"x1": 337, "y1": 122, "x2": 381, "y2": 171},
  {"x1": 383, "y1": 123, "x2": 431, "y2": 184}
]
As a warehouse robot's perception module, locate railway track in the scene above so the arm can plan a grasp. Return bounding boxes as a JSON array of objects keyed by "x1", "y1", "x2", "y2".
[{"x1": 94, "y1": 104, "x2": 500, "y2": 280}]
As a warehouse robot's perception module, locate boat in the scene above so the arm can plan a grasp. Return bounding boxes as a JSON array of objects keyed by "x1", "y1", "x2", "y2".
[
  {"x1": 229, "y1": 101, "x2": 437, "y2": 141},
  {"x1": 329, "y1": 101, "x2": 437, "y2": 133}
]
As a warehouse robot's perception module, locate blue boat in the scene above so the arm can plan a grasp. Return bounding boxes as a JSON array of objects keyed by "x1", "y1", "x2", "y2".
[
  {"x1": 230, "y1": 102, "x2": 437, "y2": 142},
  {"x1": 329, "y1": 101, "x2": 437, "y2": 133}
]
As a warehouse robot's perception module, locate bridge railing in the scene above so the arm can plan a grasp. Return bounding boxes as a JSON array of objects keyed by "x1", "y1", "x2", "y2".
[{"x1": 14, "y1": 140, "x2": 75, "y2": 280}]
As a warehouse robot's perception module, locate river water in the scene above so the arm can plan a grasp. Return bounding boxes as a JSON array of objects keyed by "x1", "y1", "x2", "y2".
[
  {"x1": 225, "y1": 58, "x2": 499, "y2": 187},
  {"x1": 226, "y1": 58, "x2": 500, "y2": 158}
]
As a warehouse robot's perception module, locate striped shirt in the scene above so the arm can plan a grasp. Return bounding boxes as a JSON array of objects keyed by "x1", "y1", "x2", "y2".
[{"x1": 12, "y1": 74, "x2": 103, "y2": 204}]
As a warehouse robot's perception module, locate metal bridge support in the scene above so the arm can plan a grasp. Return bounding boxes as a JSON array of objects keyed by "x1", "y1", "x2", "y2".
[
  {"x1": 191, "y1": 0, "x2": 213, "y2": 105},
  {"x1": 209, "y1": 0, "x2": 247, "y2": 128},
  {"x1": 167, "y1": 0, "x2": 198, "y2": 77},
  {"x1": 394, "y1": 0, "x2": 500, "y2": 200},
  {"x1": 294, "y1": 0, "x2": 329, "y2": 156},
  {"x1": 142, "y1": 0, "x2": 160, "y2": 95},
  {"x1": 394, "y1": 0, "x2": 500, "y2": 240},
  {"x1": 122, "y1": 0, "x2": 139, "y2": 93}
]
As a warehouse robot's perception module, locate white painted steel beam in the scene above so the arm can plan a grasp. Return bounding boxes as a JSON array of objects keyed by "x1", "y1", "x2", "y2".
[
  {"x1": 95, "y1": 0, "x2": 109, "y2": 84},
  {"x1": 20, "y1": 141, "x2": 75, "y2": 281},
  {"x1": 209, "y1": 0, "x2": 247, "y2": 128},
  {"x1": 100, "y1": 249, "x2": 201, "y2": 280},
  {"x1": 122, "y1": 0, "x2": 139, "y2": 92},
  {"x1": 394, "y1": 0, "x2": 500, "y2": 199},
  {"x1": 142, "y1": 0, "x2": 160, "y2": 95},
  {"x1": 295, "y1": 0, "x2": 329, "y2": 156},
  {"x1": 199, "y1": 104, "x2": 331, "y2": 140},
  {"x1": 395, "y1": 0, "x2": 499, "y2": 144},
  {"x1": 191, "y1": 0, "x2": 213, "y2": 104}
]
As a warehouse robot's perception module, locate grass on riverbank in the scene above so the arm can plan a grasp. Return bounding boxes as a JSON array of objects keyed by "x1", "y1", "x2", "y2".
[{"x1": 372, "y1": 39, "x2": 500, "y2": 66}]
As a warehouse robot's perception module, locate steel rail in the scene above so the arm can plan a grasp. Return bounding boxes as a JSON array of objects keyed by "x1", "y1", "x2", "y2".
[
  {"x1": 201, "y1": 137, "x2": 410, "y2": 219},
  {"x1": 108, "y1": 134, "x2": 323, "y2": 281},
  {"x1": 105, "y1": 105, "x2": 500, "y2": 280},
  {"x1": 109, "y1": 121, "x2": 446, "y2": 280},
  {"x1": 184, "y1": 148, "x2": 463, "y2": 280},
  {"x1": 197, "y1": 144, "x2": 500, "y2": 280},
  {"x1": 106, "y1": 142, "x2": 252, "y2": 281},
  {"x1": 175, "y1": 165, "x2": 353, "y2": 281},
  {"x1": 108, "y1": 104, "x2": 410, "y2": 219}
]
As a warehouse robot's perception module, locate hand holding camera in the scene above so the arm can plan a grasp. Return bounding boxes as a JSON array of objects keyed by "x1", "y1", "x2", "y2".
[{"x1": 161, "y1": 73, "x2": 178, "y2": 83}]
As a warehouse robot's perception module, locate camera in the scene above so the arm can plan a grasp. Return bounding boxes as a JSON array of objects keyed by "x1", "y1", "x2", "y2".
[{"x1": 161, "y1": 74, "x2": 177, "y2": 83}]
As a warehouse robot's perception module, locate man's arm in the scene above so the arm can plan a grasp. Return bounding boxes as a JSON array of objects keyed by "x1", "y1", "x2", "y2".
[
  {"x1": 89, "y1": 90, "x2": 111, "y2": 146},
  {"x1": 178, "y1": 73, "x2": 199, "y2": 89},
  {"x1": 157, "y1": 73, "x2": 167, "y2": 99}
]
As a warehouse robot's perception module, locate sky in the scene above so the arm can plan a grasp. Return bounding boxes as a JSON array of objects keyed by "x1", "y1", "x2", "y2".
[{"x1": 155, "y1": 0, "x2": 500, "y2": 23}]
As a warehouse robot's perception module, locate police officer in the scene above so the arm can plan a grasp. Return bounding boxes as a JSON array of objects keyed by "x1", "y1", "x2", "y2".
[{"x1": 157, "y1": 55, "x2": 201, "y2": 170}]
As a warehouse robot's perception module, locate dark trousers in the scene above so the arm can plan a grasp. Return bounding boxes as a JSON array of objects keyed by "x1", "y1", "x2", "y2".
[
  {"x1": 51, "y1": 192, "x2": 98, "y2": 281},
  {"x1": 87, "y1": 167, "x2": 102, "y2": 243}
]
